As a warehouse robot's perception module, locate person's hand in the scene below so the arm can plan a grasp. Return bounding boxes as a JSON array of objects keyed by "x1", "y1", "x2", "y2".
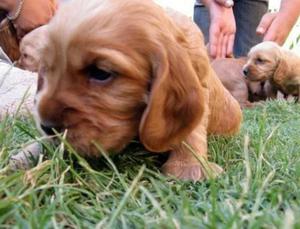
[
  {"x1": 256, "y1": 12, "x2": 294, "y2": 45},
  {"x1": 214, "y1": 0, "x2": 234, "y2": 8},
  {"x1": 10, "y1": 0, "x2": 57, "y2": 38},
  {"x1": 207, "y1": 1, "x2": 236, "y2": 58}
]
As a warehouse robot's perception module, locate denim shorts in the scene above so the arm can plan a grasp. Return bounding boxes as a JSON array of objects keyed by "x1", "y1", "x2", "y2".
[{"x1": 194, "y1": 0, "x2": 268, "y2": 57}]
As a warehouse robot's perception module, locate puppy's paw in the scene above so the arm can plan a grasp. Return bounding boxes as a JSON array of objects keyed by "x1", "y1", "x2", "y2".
[{"x1": 162, "y1": 161, "x2": 223, "y2": 181}]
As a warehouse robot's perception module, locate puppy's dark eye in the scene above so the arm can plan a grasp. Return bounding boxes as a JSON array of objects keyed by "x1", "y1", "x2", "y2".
[
  {"x1": 255, "y1": 57, "x2": 264, "y2": 64},
  {"x1": 86, "y1": 65, "x2": 113, "y2": 82}
]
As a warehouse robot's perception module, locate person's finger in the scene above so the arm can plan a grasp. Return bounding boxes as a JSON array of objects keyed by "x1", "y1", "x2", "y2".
[
  {"x1": 263, "y1": 30, "x2": 278, "y2": 42},
  {"x1": 209, "y1": 27, "x2": 220, "y2": 59},
  {"x1": 263, "y1": 31, "x2": 285, "y2": 45},
  {"x1": 262, "y1": 18, "x2": 287, "y2": 45},
  {"x1": 256, "y1": 12, "x2": 277, "y2": 35},
  {"x1": 226, "y1": 33, "x2": 235, "y2": 57},
  {"x1": 215, "y1": 0, "x2": 234, "y2": 8},
  {"x1": 214, "y1": 31, "x2": 222, "y2": 58},
  {"x1": 209, "y1": 39, "x2": 218, "y2": 59}
]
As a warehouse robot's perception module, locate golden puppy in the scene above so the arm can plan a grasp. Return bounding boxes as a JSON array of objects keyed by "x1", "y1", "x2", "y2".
[
  {"x1": 243, "y1": 41, "x2": 300, "y2": 99},
  {"x1": 212, "y1": 58, "x2": 268, "y2": 108},
  {"x1": 35, "y1": 0, "x2": 242, "y2": 181},
  {"x1": 18, "y1": 25, "x2": 48, "y2": 72}
]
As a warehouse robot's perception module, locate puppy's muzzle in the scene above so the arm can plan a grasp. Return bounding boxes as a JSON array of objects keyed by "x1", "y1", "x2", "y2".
[
  {"x1": 40, "y1": 124, "x2": 63, "y2": 136},
  {"x1": 243, "y1": 67, "x2": 249, "y2": 78}
]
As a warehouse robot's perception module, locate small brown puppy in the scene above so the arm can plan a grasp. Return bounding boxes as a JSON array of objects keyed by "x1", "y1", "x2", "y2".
[
  {"x1": 35, "y1": 0, "x2": 242, "y2": 181},
  {"x1": 243, "y1": 41, "x2": 300, "y2": 100},
  {"x1": 18, "y1": 25, "x2": 48, "y2": 72},
  {"x1": 212, "y1": 58, "x2": 267, "y2": 108}
]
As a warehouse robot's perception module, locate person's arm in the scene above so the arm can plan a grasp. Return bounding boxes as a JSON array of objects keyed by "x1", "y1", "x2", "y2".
[
  {"x1": 202, "y1": 0, "x2": 236, "y2": 58},
  {"x1": 257, "y1": 0, "x2": 300, "y2": 45}
]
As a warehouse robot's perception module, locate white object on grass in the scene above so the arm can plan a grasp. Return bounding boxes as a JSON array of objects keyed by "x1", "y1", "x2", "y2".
[
  {"x1": 0, "y1": 47, "x2": 12, "y2": 64},
  {"x1": 9, "y1": 142, "x2": 42, "y2": 170},
  {"x1": 0, "y1": 62, "x2": 36, "y2": 117}
]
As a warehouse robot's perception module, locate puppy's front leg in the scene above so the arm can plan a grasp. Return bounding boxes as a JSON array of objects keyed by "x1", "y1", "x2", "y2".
[{"x1": 162, "y1": 112, "x2": 223, "y2": 181}]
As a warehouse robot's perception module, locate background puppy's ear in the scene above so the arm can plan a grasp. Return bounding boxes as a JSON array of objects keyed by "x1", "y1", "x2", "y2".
[
  {"x1": 273, "y1": 56, "x2": 288, "y2": 86},
  {"x1": 139, "y1": 43, "x2": 207, "y2": 152}
]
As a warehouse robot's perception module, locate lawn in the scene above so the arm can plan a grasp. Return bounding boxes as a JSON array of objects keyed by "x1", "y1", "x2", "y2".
[{"x1": 0, "y1": 100, "x2": 299, "y2": 228}]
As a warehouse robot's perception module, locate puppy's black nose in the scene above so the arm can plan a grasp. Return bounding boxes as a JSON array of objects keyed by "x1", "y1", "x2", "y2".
[
  {"x1": 243, "y1": 68, "x2": 248, "y2": 76},
  {"x1": 40, "y1": 124, "x2": 61, "y2": 136}
]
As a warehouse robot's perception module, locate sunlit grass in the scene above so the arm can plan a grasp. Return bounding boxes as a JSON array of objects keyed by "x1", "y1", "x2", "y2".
[{"x1": 0, "y1": 100, "x2": 299, "y2": 228}]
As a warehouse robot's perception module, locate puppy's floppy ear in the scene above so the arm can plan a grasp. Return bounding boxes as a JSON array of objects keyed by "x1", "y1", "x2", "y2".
[
  {"x1": 139, "y1": 42, "x2": 208, "y2": 152},
  {"x1": 273, "y1": 53, "x2": 288, "y2": 85}
]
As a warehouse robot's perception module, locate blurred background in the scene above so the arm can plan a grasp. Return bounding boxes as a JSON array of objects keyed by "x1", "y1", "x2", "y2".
[{"x1": 154, "y1": 0, "x2": 300, "y2": 52}]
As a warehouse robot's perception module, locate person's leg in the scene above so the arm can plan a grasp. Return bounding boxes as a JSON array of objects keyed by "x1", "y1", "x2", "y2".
[
  {"x1": 193, "y1": 4, "x2": 210, "y2": 44},
  {"x1": 233, "y1": 0, "x2": 268, "y2": 57}
]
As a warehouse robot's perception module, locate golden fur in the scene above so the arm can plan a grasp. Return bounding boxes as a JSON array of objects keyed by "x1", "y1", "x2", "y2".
[
  {"x1": 36, "y1": 0, "x2": 242, "y2": 181},
  {"x1": 18, "y1": 25, "x2": 48, "y2": 72},
  {"x1": 212, "y1": 58, "x2": 269, "y2": 108},
  {"x1": 243, "y1": 41, "x2": 300, "y2": 99}
]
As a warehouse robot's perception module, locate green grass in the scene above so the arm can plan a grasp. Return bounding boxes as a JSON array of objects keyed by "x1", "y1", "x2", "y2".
[{"x1": 0, "y1": 100, "x2": 300, "y2": 228}]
